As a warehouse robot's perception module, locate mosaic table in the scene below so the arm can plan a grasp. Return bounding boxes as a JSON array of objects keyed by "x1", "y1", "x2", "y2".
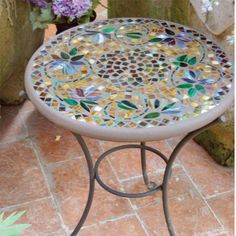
[{"x1": 25, "y1": 18, "x2": 234, "y2": 235}]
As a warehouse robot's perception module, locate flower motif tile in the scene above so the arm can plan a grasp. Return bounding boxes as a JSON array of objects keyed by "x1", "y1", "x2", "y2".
[{"x1": 30, "y1": 18, "x2": 233, "y2": 128}]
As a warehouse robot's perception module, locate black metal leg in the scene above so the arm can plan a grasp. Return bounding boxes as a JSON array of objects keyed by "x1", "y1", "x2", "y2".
[
  {"x1": 70, "y1": 134, "x2": 95, "y2": 236},
  {"x1": 141, "y1": 142, "x2": 158, "y2": 190},
  {"x1": 162, "y1": 118, "x2": 220, "y2": 236}
]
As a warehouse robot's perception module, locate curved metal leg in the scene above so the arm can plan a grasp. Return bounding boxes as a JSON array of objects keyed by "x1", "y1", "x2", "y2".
[
  {"x1": 71, "y1": 134, "x2": 95, "y2": 236},
  {"x1": 141, "y1": 142, "x2": 158, "y2": 190},
  {"x1": 162, "y1": 119, "x2": 220, "y2": 236}
]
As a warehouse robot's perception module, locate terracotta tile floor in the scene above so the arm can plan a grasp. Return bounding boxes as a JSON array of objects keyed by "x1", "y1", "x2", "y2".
[
  {"x1": 0, "y1": 103, "x2": 234, "y2": 236},
  {"x1": 0, "y1": 1, "x2": 234, "y2": 235}
]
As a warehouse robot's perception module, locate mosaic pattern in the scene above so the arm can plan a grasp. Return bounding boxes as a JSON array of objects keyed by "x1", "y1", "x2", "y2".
[{"x1": 30, "y1": 18, "x2": 233, "y2": 128}]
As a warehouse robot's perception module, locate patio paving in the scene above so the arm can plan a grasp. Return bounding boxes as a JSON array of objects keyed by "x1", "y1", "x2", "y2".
[
  {"x1": 0, "y1": 1, "x2": 234, "y2": 235},
  {"x1": 0, "y1": 101, "x2": 234, "y2": 236}
]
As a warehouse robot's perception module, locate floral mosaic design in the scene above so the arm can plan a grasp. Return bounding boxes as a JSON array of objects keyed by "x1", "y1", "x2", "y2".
[{"x1": 30, "y1": 18, "x2": 233, "y2": 128}]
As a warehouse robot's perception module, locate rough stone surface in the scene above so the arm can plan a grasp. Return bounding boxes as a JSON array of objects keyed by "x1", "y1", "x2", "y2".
[
  {"x1": 190, "y1": 0, "x2": 234, "y2": 35},
  {"x1": 194, "y1": 109, "x2": 234, "y2": 167},
  {"x1": 108, "y1": 0, "x2": 190, "y2": 25},
  {"x1": 0, "y1": 1, "x2": 44, "y2": 104}
]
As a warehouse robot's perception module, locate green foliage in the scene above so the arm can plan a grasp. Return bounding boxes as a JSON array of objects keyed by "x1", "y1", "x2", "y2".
[
  {"x1": 30, "y1": 4, "x2": 54, "y2": 30},
  {"x1": 0, "y1": 211, "x2": 31, "y2": 236}
]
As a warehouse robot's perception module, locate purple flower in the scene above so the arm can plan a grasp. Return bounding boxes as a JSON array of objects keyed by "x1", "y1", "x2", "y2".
[
  {"x1": 27, "y1": 0, "x2": 48, "y2": 8},
  {"x1": 52, "y1": 0, "x2": 92, "y2": 20}
]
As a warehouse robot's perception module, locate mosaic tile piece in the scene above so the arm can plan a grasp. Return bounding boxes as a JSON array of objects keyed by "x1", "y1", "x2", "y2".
[{"x1": 29, "y1": 18, "x2": 233, "y2": 128}]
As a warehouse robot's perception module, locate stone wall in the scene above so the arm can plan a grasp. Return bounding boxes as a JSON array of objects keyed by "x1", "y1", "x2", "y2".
[{"x1": 0, "y1": 0, "x2": 44, "y2": 104}]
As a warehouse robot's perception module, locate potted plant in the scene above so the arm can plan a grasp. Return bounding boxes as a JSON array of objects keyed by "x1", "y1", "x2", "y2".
[{"x1": 27, "y1": 0, "x2": 101, "y2": 33}]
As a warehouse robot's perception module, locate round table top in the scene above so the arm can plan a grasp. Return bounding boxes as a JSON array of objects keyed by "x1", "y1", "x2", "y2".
[{"x1": 25, "y1": 18, "x2": 234, "y2": 142}]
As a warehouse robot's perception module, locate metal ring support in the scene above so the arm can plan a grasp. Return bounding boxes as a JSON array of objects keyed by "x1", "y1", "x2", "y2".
[{"x1": 94, "y1": 144, "x2": 168, "y2": 198}]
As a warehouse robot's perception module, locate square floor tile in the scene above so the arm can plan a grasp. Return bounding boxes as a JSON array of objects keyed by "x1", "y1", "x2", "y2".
[{"x1": 0, "y1": 140, "x2": 49, "y2": 207}]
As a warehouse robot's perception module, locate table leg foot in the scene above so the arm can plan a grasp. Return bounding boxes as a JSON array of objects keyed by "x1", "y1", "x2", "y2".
[{"x1": 70, "y1": 134, "x2": 95, "y2": 236}]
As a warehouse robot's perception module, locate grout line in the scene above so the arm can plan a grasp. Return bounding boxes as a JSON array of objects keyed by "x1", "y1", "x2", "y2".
[
  {"x1": 0, "y1": 196, "x2": 52, "y2": 212},
  {"x1": 132, "y1": 204, "x2": 151, "y2": 236},
  {"x1": 29, "y1": 138, "x2": 70, "y2": 235},
  {"x1": 101, "y1": 208, "x2": 151, "y2": 236},
  {"x1": 119, "y1": 164, "x2": 182, "y2": 184},
  {"x1": 0, "y1": 134, "x2": 29, "y2": 145},
  {"x1": 81, "y1": 223, "x2": 98, "y2": 230},
  {"x1": 45, "y1": 155, "x2": 84, "y2": 168},
  {"x1": 99, "y1": 212, "x2": 135, "y2": 224},
  {"x1": 195, "y1": 228, "x2": 230, "y2": 236},
  {"x1": 204, "y1": 189, "x2": 234, "y2": 200}
]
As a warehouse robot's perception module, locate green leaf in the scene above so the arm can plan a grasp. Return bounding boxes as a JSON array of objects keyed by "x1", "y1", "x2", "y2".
[
  {"x1": 118, "y1": 100, "x2": 137, "y2": 110},
  {"x1": 188, "y1": 88, "x2": 197, "y2": 97},
  {"x1": 0, "y1": 224, "x2": 31, "y2": 236},
  {"x1": 195, "y1": 84, "x2": 206, "y2": 94},
  {"x1": 148, "y1": 38, "x2": 162, "y2": 43},
  {"x1": 177, "y1": 83, "x2": 193, "y2": 89},
  {"x1": 81, "y1": 100, "x2": 97, "y2": 105},
  {"x1": 102, "y1": 27, "x2": 116, "y2": 33},
  {"x1": 176, "y1": 55, "x2": 188, "y2": 62},
  {"x1": 118, "y1": 103, "x2": 133, "y2": 110},
  {"x1": 0, "y1": 211, "x2": 31, "y2": 236},
  {"x1": 64, "y1": 98, "x2": 78, "y2": 106},
  {"x1": 60, "y1": 52, "x2": 70, "y2": 60},
  {"x1": 69, "y1": 48, "x2": 78, "y2": 56},
  {"x1": 80, "y1": 101, "x2": 90, "y2": 112},
  {"x1": 1, "y1": 211, "x2": 25, "y2": 226},
  {"x1": 121, "y1": 100, "x2": 138, "y2": 109},
  {"x1": 173, "y1": 62, "x2": 188, "y2": 67},
  {"x1": 126, "y1": 32, "x2": 143, "y2": 39},
  {"x1": 144, "y1": 112, "x2": 160, "y2": 119},
  {"x1": 188, "y1": 56, "x2": 197, "y2": 65},
  {"x1": 162, "y1": 102, "x2": 175, "y2": 111},
  {"x1": 0, "y1": 213, "x2": 4, "y2": 222}
]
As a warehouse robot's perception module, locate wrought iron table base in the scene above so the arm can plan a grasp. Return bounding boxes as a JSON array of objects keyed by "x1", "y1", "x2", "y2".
[{"x1": 71, "y1": 118, "x2": 221, "y2": 236}]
